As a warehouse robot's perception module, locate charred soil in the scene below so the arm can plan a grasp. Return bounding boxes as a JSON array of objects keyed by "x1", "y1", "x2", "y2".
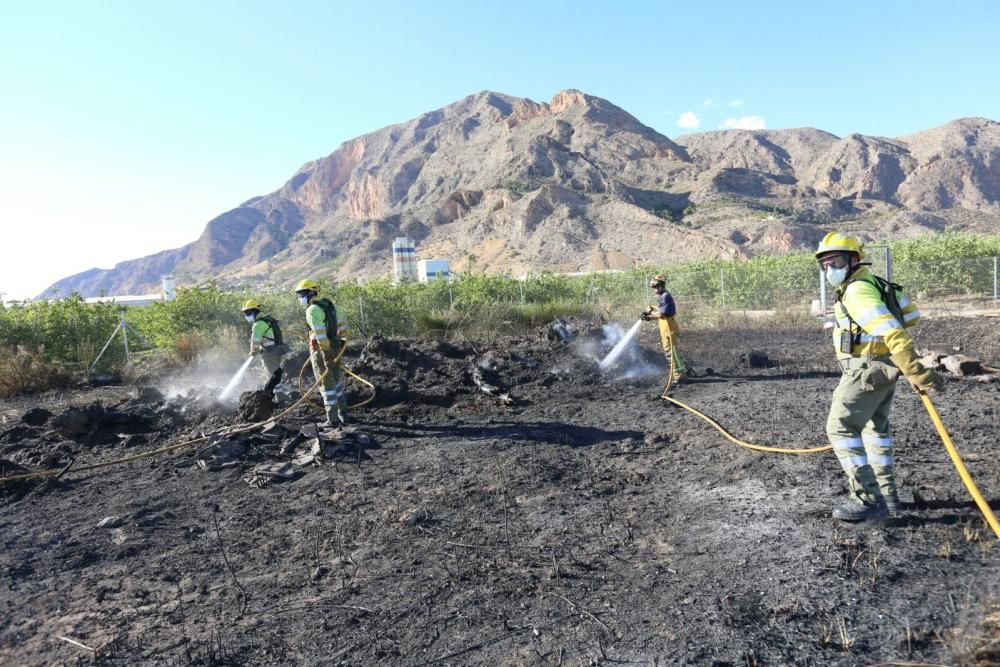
[{"x1": 1, "y1": 317, "x2": 999, "y2": 665}]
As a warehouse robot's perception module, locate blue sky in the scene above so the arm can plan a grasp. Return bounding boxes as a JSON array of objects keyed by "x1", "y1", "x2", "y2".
[{"x1": 1, "y1": 0, "x2": 998, "y2": 299}]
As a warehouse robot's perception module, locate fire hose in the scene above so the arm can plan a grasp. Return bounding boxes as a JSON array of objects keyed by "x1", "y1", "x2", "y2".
[
  {"x1": 284, "y1": 330, "x2": 377, "y2": 411},
  {"x1": 658, "y1": 340, "x2": 1000, "y2": 539}
]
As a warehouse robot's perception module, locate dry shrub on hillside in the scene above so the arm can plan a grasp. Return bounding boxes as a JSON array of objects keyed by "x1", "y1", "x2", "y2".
[
  {"x1": 0, "y1": 346, "x2": 72, "y2": 397},
  {"x1": 172, "y1": 331, "x2": 208, "y2": 364}
]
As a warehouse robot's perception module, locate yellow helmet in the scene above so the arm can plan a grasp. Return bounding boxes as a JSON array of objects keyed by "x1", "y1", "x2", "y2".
[
  {"x1": 294, "y1": 278, "x2": 320, "y2": 293},
  {"x1": 815, "y1": 232, "x2": 863, "y2": 259},
  {"x1": 649, "y1": 274, "x2": 666, "y2": 288},
  {"x1": 241, "y1": 299, "x2": 261, "y2": 312}
]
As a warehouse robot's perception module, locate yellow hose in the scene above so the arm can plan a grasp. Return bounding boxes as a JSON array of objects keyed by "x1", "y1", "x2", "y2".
[
  {"x1": 297, "y1": 338, "x2": 377, "y2": 410},
  {"x1": 658, "y1": 329, "x2": 832, "y2": 455},
  {"x1": 657, "y1": 333, "x2": 999, "y2": 532},
  {"x1": 919, "y1": 391, "x2": 1000, "y2": 540}
]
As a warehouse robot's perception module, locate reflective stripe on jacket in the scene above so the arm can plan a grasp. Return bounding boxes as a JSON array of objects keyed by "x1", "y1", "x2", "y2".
[{"x1": 832, "y1": 267, "x2": 919, "y2": 359}]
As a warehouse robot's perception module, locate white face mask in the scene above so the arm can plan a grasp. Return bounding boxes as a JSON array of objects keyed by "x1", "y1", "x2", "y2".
[
  {"x1": 299, "y1": 294, "x2": 311, "y2": 306},
  {"x1": 244, "y1": 313, "x2": 256, "y2": 323},
  {"x1": 825, "y1": 266, "x2": 849, "y2": 287}
]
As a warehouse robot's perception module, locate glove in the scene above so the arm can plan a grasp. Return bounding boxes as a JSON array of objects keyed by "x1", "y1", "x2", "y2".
[
  {"x1": 639, "y1": 311, "x2": 650, "y2": 321},
  {"x1": 891, "y1": 348, "x2": 943, "y2": 395},
  {"x1": 317, "y1": 338, "x2": 332, "y2": 351}
]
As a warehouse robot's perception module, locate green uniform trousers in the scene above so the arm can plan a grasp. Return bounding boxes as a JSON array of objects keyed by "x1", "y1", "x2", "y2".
[
  {"x1": 658, "y1": 316, "x2": 687, "y2": 380},
  {"x1": 309, "y1": 346, "x2": 345, "y2": 426},
  {"x1": 258, "y1": 344, "x2": 287, "y2": 383},
  {"x1": 825, "y1": 357, "x2": 901, "y2": 505}
]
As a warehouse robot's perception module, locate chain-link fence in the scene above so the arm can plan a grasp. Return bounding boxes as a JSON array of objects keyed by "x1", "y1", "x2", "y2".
[{"x1": 337, "y1": 251, "x2": 1000, "y2": 337}]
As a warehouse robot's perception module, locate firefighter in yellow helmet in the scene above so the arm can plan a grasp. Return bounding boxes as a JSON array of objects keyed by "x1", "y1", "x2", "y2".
[
  {"x1": 294, "y1": 279, "x2": 348, "y2": 427},
  {"x1": 641, "y1": 274, "x2": 688, "y2": 385},
  {"x1": 241, "y1": 299, "x2": 288, "y2": 393},
  {"x1": 816, "y1": 232, "x2": 941, "y2": 521}
]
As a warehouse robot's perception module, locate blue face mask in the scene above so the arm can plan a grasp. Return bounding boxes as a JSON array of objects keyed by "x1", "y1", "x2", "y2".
[
  {"x1": 299, "y1": 294, "x2": 311, "y2": 306},
  {"x1": 825, "y1": 266, "x2": 849, "y2": 287},
  {"x1": 244, "y1": 313, "x2": 256, "y2": 323}
]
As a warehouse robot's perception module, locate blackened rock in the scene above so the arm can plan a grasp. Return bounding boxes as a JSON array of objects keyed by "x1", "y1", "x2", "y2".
[
  {"x1": 739, "y1": 350, "x2": 773, "y2": 369},
  {"x1": 238, "y1": 390, "x2": 274, "y2": 423},
  {"x1": 21, "y1": 408, "x2": 52, "y2": 427},
  {"x1": 433, "y1": 340, "x2": 470, "y2": 359},
  {"x1": 135, "y1": 386, "x2": 165, "y2": 404},
  {"x1": 52, "y1": 404, "x2": 107, "y2": 438}
]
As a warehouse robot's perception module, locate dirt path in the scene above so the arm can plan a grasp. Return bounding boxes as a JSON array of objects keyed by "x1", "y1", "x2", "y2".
[{"x1": 1, "y1": 318, "x2": 998, "y2": 665}]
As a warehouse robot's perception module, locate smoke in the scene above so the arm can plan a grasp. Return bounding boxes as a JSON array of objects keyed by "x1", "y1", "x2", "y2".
[
  {"x1": 159, "y1": 346, "x2": 263, "y2": 401},
  {"x1": 578, "y1": 321, "x2": 661, "y2": 380}
]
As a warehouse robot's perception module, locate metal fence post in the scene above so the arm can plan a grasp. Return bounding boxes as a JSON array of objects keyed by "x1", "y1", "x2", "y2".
[
  {"x1": 121, "y1": 311, "x2": 130, "y2": 362},
  {"x1": 357, "y1": 296, "x2": 366, "y2": 337},
  {"x1": 719, "y1": 268, "x2": 726, "y2": 309},
  {"x1": 994, "y1": 256, "x2": 998, "y2": 303},
  {"x1": 819, "y1": 267, "x2": 827, "y2": 313},
  {"x1": 519, "y1": 282, "x2": 525, "y2": 305}
]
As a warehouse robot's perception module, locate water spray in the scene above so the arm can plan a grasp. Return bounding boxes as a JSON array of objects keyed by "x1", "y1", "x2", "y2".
[
  {"x1": 598, "y1": 319, "x2": 643, "y2": 369},
  {"x1": 218, "y1": 356, "x2": 255, "y2": 402}
]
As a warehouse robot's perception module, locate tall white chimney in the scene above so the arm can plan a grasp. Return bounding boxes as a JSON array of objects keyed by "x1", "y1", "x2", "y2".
[{"x1": 161, "y1": 275, "x2": 177, "y2": 301}]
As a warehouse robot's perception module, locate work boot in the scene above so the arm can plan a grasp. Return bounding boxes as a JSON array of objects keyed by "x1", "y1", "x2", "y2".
[
  {"x1": 336, "y1": 409, "x2": 350, "y2": 428},
  {"x1": 832, "y1": 500, "x2": 888, "y2": 522}
]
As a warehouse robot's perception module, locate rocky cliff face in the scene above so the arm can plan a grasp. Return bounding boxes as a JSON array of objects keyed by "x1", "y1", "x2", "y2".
[{"x1": 43, "y1": 91, "x2": 1000, "y2": 298}]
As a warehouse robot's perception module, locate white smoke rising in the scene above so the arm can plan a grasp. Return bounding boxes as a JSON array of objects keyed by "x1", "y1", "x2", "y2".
[
  {"x1": 159, "y1": 346, "x2": 263, "y2": 400},
  {"x1": 577, "y1": 321, "x2": 661, "y2": 380}
]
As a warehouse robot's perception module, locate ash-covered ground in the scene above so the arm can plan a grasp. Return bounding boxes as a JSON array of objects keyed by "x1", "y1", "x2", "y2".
[{"x1": 1, "y1": 317, "x2": 998, "y2": 666}]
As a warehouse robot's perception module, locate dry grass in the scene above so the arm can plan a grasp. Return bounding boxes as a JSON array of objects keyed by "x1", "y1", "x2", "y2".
[
  {"x1": 172, "y1": 331, "x2": 209, "y2": 364},
  {"x1": 0, "y1": 346, "x2": 72, "y2": 397}
]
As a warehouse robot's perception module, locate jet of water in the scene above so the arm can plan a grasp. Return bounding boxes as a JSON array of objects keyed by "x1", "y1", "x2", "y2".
[
  {"x1": 218, "y1": 356, "x2": 255, "y2": 401},
  {"x1": 598, "y1": 319, "x2": 643, "y2": 369}
]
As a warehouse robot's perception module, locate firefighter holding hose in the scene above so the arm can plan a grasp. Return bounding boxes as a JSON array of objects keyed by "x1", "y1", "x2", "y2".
[
  {"x1": 816, "y1": 233, "x2": 942, "y2": 521},
  {"x1": 294, "y1": 279, "x2": 349, "y2": 428},
  {"x1": 241, "y1": 299, "x2": 288, "y2": 393},
  {"x1": 641, "y1": 274, "x2": 688, "y2": 385}
]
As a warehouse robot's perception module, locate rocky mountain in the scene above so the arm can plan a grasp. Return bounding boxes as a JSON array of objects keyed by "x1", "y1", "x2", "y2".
[{"x1": 43, "y1": 91, "x2": 1000, "y2": 297}]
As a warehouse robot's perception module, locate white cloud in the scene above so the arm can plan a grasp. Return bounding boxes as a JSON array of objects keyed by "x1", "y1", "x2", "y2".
[
  {"x1": 729, "y1": 99, "x2": 744, "y2": 107},
  {"x1": 677, "y1": 111, "x2": 701, "y2": 129},
  {"x1": 721, "y1": 115, "x2": 766, "y2": 130},
  {"x1": 703, "y1": 98, "x2": 714, "y2": 107}
]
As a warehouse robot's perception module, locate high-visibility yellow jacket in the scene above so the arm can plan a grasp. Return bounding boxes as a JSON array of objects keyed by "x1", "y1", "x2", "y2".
[
  {"x1": 250, "y1": 317, "x2": 277, "y2": 353},
  {"x1": 306, "y1": 303, "x2": 330, "y2": 345},
  {"x1": 832, "y1": 267, "x2": 920, "y2": 360}
]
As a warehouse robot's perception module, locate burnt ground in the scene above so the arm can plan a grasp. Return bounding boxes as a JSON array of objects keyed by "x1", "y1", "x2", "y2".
[{"x1": 1, "y1": 316, "x2": 999, "y2": 666}]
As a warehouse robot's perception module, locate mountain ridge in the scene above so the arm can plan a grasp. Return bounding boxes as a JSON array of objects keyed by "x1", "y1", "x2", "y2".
[{"x1": 42, "y1": 90, "x2": 1000, "y2": 298}]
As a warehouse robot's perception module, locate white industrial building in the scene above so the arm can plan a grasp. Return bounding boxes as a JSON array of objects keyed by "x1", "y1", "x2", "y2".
[
  {"x1": 83, "y1": 275, "x2": 177, "y2": 307},
  {"x1": 417, "y1": 259, "x2": 450, "y2": 283}
]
